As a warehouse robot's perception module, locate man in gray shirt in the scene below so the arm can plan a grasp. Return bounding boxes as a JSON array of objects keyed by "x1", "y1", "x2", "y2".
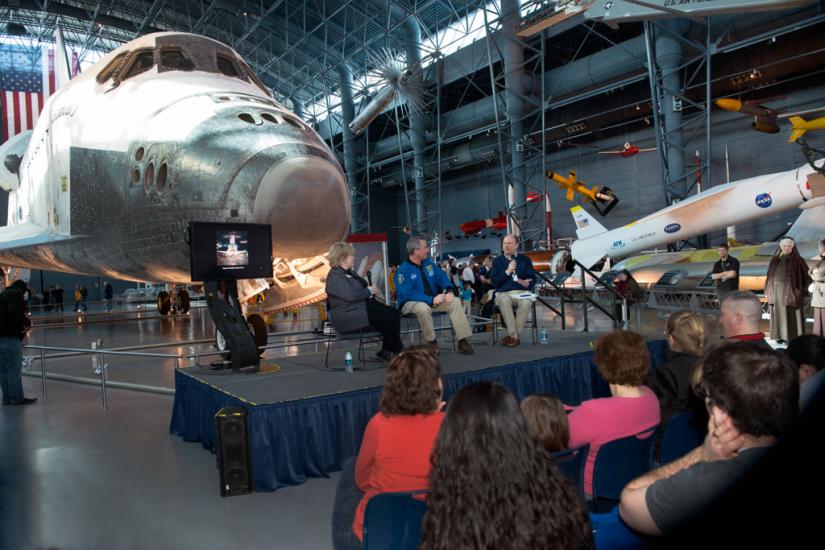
[{"x1": 619, "y1": 342, "x2": 799, "y2": 536}]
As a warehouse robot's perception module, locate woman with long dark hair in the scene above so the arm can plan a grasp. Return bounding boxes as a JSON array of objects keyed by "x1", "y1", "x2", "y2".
[
  {"x1": 765, "y1": 237, "x2": 812, "y2": 342},
  {"x1": 420, "y1": 381, "x2": 593, "y2": 550},
  {"x1": 331, "y1": 348, "x2": 444, "y2": 550}
]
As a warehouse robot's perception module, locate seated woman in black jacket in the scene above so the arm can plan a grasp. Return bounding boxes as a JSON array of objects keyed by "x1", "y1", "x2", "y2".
[
  {"x1": 325, "y1": 242, "x2": 403, "y2": 361},
  {"x1": 647, "y1": 310, "x2": 706, "y2": 419}
]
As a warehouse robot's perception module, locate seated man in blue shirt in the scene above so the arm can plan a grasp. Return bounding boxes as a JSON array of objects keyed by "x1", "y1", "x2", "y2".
[
  {"x1": 491, "y1": 234, "x2": 537, "y2": 347},
  {"x1": 395, "y1": 237, "x2": 474, "y2": 355}
]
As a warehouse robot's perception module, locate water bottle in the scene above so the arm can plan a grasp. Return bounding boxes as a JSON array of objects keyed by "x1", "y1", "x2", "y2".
[
  {"x1": 344, "y1": 350, "x2": 353, "y2": 373},
  {"x1": 540, "y1": 327, "x2": 548, "y2": 345}
]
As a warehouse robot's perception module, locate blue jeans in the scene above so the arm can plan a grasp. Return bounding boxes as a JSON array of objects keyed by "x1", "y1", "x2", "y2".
[
  {"x1": 331, "y1": 456, "x2": 364, "y2": 550},
  {"x1": 0, "y1": 336, "x2": 24, "y2": 404}
]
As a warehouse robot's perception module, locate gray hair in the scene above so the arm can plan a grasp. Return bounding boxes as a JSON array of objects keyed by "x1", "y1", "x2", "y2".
[
  {"x1": 779, "y1": 237, "x2": 795, "y2": 248},
  {"x1": 720, "y1": 291, "x2": 763, "y2": 323},
  {"x1": 406, "y1": 236, "x2": 426, "y2": 255},
  {"x1": 328, "y1": 242, "x2": 355, "y2": 268}
]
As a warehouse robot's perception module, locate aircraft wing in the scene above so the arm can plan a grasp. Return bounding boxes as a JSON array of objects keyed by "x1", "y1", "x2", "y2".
[
  {"x1": 0, "y1": 222, "x2": 76, "y2": 251},
  {"x1": 787, "y1": 203, "x2": 825, "y2": 242}
]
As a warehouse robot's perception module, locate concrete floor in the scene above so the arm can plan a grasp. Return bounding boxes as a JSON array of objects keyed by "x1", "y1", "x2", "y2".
[{"x1": 0, "y1": 299, "x2": 730, "y2": 550}]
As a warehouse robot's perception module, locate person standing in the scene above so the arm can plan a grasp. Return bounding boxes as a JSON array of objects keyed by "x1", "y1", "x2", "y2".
[
  {"x1": 765, "y1": 238, "x2": 811, "y2": 343},
  {"x1": 42, "y1": 287, "x2": 51, "y2": 312},
  {"x1": 53, "y1": 284, "x2": 64, "y2": 312},
  {"x1": 80, "y1": 285, "x2": 88, "y2": 312},
  {"x1": 104, "y1": 282, "x2": 114, "y2": 312},
  {"x1": 491, "y1": 234, "x2": 537, "y2": 348},
  {"x1": 711, "y1": 243, "x2": 740, "y2": 299},
  {"x1": 74, "y1": 284, "x2": 82, "y2": 312},
  {"x1": 809, "y1": 239, "x2": 825, "y2": 337},
  {"x1": 0, "y1": 280, "x2": 36, "y2": 405}
]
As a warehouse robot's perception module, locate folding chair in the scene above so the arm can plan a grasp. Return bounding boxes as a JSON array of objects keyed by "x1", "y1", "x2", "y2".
[
  {"x1": 660, "y1": 411, "x2": 705, "y2": 465},
  {"x1": 492, "y1": 299, "x2": 538, "y2": 344},
  {"x1": 401, "y1": 310, "x2": 456, "y2": 351},
  {"x1": 362, "y1": 491, "x2": 428, "y2": 550},
  {"x1": 323, "y1": 327, "x2": 382, "y2": 370},
  {"x1": 590, "y1": 426, "x2": 658, "y2": 513},
  {"x1": 549, "y1": 443, "x2": 590, "y2": 499}
]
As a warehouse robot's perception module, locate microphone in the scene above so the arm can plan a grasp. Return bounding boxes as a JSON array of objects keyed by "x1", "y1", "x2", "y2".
[{"x1": 509, "y1": 252, "x2": 518, "y2": 281}]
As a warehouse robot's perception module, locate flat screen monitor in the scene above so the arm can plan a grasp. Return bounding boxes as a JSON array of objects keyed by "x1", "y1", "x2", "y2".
[{"x1": 189, "y1": 222, "x2": 273, "y2": 281}]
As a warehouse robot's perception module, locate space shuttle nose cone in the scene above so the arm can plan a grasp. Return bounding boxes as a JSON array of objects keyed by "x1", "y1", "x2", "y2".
[{"x1": 253, "y1": 155, "x2": 350, "y2": 258}]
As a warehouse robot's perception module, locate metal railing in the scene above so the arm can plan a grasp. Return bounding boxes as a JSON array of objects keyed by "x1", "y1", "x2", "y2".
[{"x1": 23, "y1": 343, "x2": 180, "y2": 409}]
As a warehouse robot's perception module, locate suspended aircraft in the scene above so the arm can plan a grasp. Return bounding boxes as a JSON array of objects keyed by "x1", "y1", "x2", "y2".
[
  {"x1": 715, "y1": 98, "x2": 825, "y2": 140},
  {"x1": 598, "y1": 142, "x2": 656, "y2": 158}
]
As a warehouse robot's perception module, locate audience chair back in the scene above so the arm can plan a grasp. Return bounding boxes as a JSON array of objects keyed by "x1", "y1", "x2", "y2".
[
  {"x1": 591, "y1": 426, "x2": 658, "y2": 512},
  {"x1": 549, "y1": 443, "x2": 589, "y2": 499},
  {"x1": 660, "y1": 411, "x2": 705, "y2": 465},
  {"x1": 363, "y1": 491, "x2": 428, "y2": 550}
]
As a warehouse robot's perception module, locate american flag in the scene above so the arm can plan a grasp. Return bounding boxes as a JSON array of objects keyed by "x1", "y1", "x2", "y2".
[{"x1": 0, "y1": 44, "x2": 55, "y2": 143}]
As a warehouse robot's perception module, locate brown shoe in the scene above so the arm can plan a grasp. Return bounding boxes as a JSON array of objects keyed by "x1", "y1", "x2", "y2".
[
  {"x1": 428, "y1": 340, "x2": 440, "y2": 355},
  {"x1": 501, "y1": 336, "x2": 520, "y2": 348},
  {"x1": 457, "y1": 338, "x2": 474, "y2": 355}
]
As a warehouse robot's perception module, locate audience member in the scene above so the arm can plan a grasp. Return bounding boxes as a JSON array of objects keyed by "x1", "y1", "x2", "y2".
[
  {"x1": 809, "y1": 239, "x2": 825, "y2": 337},
  {"x1": 460, "y1": 282, "x2": 473, "y2": 317},
  {"x1": 765, "y1": 237, "x2": 811, "y2": 343},
  {"x1": 567, "y1": 330, "x2": 660, "y2": 497},
  {"x1": 420, "y1": 381, "x2": 593, "y2": 550},
  {"x1": 521, "y1": 393, "x2": 570, "y2": 454},
  {"x1": 718, "y1": 290, "x2": 771, "y2": 347},
  {"x1": 0, "y1": 280, "x2": 36, "y2": 405},
  {"x1": 785, "y1": 334, "x2": 825, "y2": 411},
  {"x1": 646, "y1": 310, "x2": 705, "y2": 418},
  {"x1": 325, "y1": 242, "x2": 403, "y2": 362},
  {"x1": 395, "y1": 237, "x2": 474, "y2": 355},
  {"x1": 331, "y1": 348, "x2": 444, "y2": 550},
  {"x1": 612, "y1": 270, "x2": 643, "y2": 325},
  {"x1": 619, "y1": 342, "x2": 799, "y2": 537},
  {"x1": 491, "y1": 234, "x2": 537, "y2": 347}
]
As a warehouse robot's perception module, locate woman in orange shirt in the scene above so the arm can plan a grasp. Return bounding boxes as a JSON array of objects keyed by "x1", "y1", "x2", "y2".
[{"x1": 331, "y1": 347, "x2": 444, "y2": 550}]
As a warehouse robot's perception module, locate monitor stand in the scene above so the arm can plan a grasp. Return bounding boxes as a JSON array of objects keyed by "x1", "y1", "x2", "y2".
[{"x1": 203, "y1": 280, "x2": 260, "y2": 373}]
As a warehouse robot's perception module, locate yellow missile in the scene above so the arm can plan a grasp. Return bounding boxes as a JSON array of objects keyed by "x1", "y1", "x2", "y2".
[
  {"x1": 546, "y1": 170, "x2": 610, "y2": 203},
  {"x1": 788, "y1": 115, "x2": 825, "y2": 142},
  {"x1": 715, "y1": 98, "x2": 743, "y2": 112}
]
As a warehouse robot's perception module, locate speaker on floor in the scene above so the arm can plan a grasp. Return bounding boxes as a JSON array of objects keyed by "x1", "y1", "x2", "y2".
[{"x1": 215, "y1": 406, "x2": 253, "y2": 497}]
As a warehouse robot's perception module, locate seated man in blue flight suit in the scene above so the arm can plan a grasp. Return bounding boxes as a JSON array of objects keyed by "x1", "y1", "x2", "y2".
[{"x1": 395, "y1": 237, "x2": 474, "y2": 355}]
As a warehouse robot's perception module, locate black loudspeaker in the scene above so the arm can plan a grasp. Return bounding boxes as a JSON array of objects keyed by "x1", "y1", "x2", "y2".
[{"x1": 215, "y1": 406, "x2": 253, "y2": 497}]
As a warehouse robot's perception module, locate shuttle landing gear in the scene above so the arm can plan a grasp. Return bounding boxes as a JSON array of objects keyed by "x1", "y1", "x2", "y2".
[{"x1": 157, "y1": 288, "x2": 191, "y2": 315}]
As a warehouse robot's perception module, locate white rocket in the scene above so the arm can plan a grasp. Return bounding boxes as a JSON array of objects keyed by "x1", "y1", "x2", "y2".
[{"x1": 570, "y1": 162, "x2": 825, "y2": 269}]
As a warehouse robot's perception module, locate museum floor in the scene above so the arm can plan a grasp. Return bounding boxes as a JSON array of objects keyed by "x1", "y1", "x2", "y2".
[{"x1": 0, "y1": 302, "x2": 732, "y2": 550}]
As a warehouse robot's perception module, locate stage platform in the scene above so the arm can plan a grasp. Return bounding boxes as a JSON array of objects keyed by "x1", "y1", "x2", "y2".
[{"x1": 170, "y1": 332, "x2": 667, "y2": 491}]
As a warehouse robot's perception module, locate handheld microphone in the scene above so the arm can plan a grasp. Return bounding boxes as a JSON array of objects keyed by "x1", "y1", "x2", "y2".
[{"x1": 509, "y1": 252, "x2": 518, "y2": 281}]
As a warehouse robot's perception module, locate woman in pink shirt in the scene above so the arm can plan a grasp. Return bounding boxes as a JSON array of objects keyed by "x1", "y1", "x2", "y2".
[
  {"x1": 568, "y1": 330, "x2": 660, "y2": 497},
  {"x1": 331, "y1": 347, "x2": 444, "y2": 550}
]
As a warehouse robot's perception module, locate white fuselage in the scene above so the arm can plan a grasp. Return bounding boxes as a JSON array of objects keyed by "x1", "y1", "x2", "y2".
[{"x1": 571, "y1": 163, "x2": 817, "y2": 268}]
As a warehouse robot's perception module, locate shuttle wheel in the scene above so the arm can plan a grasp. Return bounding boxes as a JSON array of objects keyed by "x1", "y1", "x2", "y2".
[
  {"x1": 247, "y1": 314, "x2": 268, "y2": 355},
  {"x1": 157, "y1": 291, "x2": 171, "y2": 315},
  {"x1": 177, "y1": 289, "x2": 190, "y2": 314},
  {"x1": 215, "y1": 329, "x2": 230, "y2": 359}
]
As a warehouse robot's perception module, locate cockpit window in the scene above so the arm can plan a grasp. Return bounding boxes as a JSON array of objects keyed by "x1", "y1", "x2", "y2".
[
  {"x1": 216, "y1": 54, "x2": 242, "y2": 78},
  {"x1": 96, "y1": 52, "x2": 129, "y2": 84},
  {"x1": 121, "y1": 50, "x2": 156, "y2": 80},
  {"x1": 160, "y1": 49, "x2": 194, "y2": 72},
  {"x1": 237, "y1": 59, "x2": 271, "y2": 96}
]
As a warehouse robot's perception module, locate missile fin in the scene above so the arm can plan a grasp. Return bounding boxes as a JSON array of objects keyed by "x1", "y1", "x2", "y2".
[
  {"x1": 570, "y1": 205, "x2": 608, "y2": 240},
  {"x1": 788, "y1": 116, "x2": 807, "y2": 143}
]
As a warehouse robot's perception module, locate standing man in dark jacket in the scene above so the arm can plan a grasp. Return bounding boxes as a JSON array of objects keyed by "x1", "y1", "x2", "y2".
[
  {"x1": 491, "y1": 234, "x2": 537, "y2": 347},
  {"x1": 0, "y1": 280, "x2": 36, "y2": 405},
  {"x1": 711, "y1": 243, "x2": 740, "y2": 299},
  {"x1": 104, "y1": 282, "x2": 114, "y2": 312}
]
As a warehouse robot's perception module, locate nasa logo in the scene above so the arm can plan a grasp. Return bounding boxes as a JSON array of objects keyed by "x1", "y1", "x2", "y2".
[
  {"x1": 611, "y1": 240, "x2": 626, "y2": 250},
  {"x1": 664, "y1": 223, "x2": 681, "y2": 234},
  {"x1": 755, "y1": 193, "x2": 772, "y2": 208}
]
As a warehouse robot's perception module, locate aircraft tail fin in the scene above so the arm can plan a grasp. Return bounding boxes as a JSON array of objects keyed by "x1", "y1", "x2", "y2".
[
  {"x1": 789, "y1": 116, "x2": 807, "y2": 143},
  {"x1": 570, "y1": 205, "x2": 607, "y2": 240},
  {"x1": 54, "y1": 26, "x2": 73, "y2": 90}
]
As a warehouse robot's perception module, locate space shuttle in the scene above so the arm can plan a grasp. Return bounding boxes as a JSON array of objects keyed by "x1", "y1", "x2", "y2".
[
  {"x1": 570, "y1": 161, "x2": 825, "y2": 269},
  {"x1": 0, "y1": 32, "x2": 350, "y2": 309}
]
